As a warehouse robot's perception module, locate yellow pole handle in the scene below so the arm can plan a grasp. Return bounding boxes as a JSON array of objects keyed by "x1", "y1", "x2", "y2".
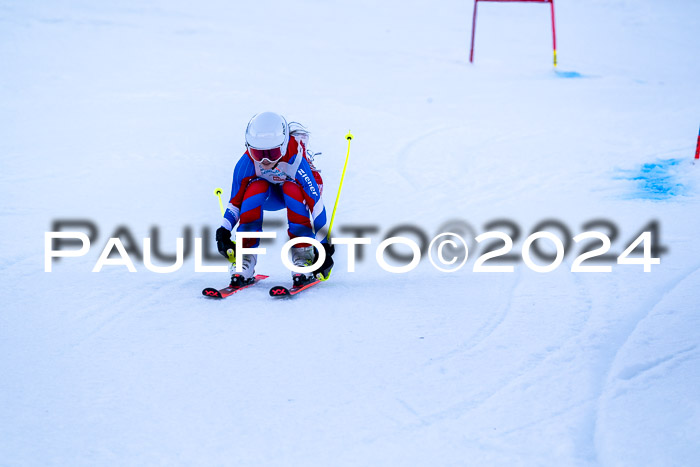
[
  {"x1": 214, "y1": 187, "x2": 225, "y2": 216},
  {"x1": 214, "y1": 187, "x2": 235, "y2": 263}
]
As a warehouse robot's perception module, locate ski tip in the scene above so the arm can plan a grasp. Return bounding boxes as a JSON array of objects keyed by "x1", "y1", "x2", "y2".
[
  {"x1": 269, "y1": 286, "x2": 291, "y2": 297},
  {"x1": 202, "y1": 288, "x2": 223, "y2": 299}
]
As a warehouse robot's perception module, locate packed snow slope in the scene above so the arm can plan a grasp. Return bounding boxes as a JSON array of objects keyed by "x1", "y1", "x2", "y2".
[{"x1": 2, "y1": 0, "x2": 700, "y2": 465}]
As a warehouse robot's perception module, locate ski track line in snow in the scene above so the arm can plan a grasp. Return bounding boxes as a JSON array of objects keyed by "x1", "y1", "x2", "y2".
[
  {"x1": 497, "y1": 395, "x2": 597, "y2": 438},
  {"x1": 567, "y1": 265, "x2": 595, "y2": 336},
  {"x1": 394, "y1": 125, "x2": 549, "y2": 199},
  {"x1": 563, "y1": 267, "x2": 603, "y2": 462},
  {"x1": 393, "y1": 125, "x2": 461, "y2": 189},
  {"x1": 590, "y1": 261, "x2": 700, "y2": 463},
  {"x1": 62, "y1": 275, "x2": 186, "y2": 351},
  {"x1": 61, "y1": 276, "x2": 202, "y2": 360},
  {"x1": 402, "y1": 346, "x2": 579, "y2": 434},
  {"x1": 426, "y1": 269, "x2": 522, "y2": 365},
  {"x1": 616, "y1": 344, "x2": 698, "y2": 381},
  {"x1": 477, "y1": 264, "x2": 597, "y2": 460},
  {"x1": 0, "y1": 254, "x2": 43, "y2": 280},
  {"x1": 428, "y1": 259, "x2": 592, "y2": 374},
  {"x1": 411, "y1": 267, "x2": 592, "y2": 430},
  {"x1": 68, "y1": 293, "x2": 136, "y2": 352},
  {"x1": 444, "y1": 264, "x2": 599, "y2": 462}
]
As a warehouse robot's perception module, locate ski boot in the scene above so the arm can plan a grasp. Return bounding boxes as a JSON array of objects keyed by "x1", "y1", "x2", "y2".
[
  {"x1": 229, "y1": 254, "x2": 257, "y2": 287},
  {"x1": 290, "y1": 246, "x2": 316, "y2": 287}
]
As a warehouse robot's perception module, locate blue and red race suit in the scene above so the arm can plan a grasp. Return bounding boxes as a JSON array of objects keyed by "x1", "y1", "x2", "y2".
[{"x1": 221, "y1": 129, "x2": 328, "y2": 248}]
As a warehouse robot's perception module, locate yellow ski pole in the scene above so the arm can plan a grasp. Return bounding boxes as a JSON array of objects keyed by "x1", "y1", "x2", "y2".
[
  {"x1": 319, "y1": 131, "x2": 353, "y2": 281},
  {"x1": 327, "y1": 131, "x2": 353, "y2": 239},
  {"x1": 214, "y1": 187, "x2": 236, "y2": 263}
]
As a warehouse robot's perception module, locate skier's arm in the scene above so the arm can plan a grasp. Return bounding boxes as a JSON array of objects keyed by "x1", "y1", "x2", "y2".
[
  {"x1": 293, "y1": 157, "x2": 334, "y2": 279},
  {"x1": 215, "y1": 155, "x2": 256, "y2": 259},
  {"x1": 221, "y1": 155, "x2": 256, "y2": 231},
  {"x1": 294, "y1": 157, "x2": 329, "y2": 244}
]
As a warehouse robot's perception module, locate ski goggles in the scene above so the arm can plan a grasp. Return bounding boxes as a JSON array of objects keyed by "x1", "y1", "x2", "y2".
[{"x1": 247, "y1": 145, "x2": 284, "y2": 164}]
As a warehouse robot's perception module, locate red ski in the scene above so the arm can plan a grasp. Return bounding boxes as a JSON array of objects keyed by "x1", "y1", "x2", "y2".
[
  {"x1": 269, "y1": 279, "x2": 321, "y2": 298},
  {"x1": 202, "y1": 275, "x2": 269, "y2": 299}
]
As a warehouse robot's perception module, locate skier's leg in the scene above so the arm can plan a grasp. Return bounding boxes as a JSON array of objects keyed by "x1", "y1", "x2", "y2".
[
  {"x1": 231, "y1": 178, "x2": 270, "y2": 284},
  {"x1": 282, "y1": 180, "x2": 314, "y2": 245},
  {"x1": 237, "y1": 178, "x2": 271, "y2": 248},
  {"x1": 283, "y1": 181, "x2": 316, "y2": 283}
]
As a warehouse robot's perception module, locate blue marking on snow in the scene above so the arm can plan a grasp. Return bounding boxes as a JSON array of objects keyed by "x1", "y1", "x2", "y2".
[
  {"x1": 614, "y1": 158, "x2": 687, "y2": 200},
  {"x1": 555, "y1": 70, "x2": 585, "y2": 78}
]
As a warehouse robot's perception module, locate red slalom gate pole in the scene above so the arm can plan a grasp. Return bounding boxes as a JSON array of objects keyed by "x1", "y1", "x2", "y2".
[
  {"x1": 550, "y1": 0, "x2": 557, "y2": 66},
  {"x1": 470, "y1": 0, "x2": 479, "y2": 63},
  {"x1": 695, "y1": 125, "x2": 700, "y2": 160}
]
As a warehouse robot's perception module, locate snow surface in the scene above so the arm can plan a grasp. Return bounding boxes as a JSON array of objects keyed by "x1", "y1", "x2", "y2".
[{"x1": 2, "y1": 0, "x2": 700, "y2": 465}]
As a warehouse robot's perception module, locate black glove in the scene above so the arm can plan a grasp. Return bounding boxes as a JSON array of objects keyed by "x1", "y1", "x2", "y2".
[
  {"x1": 215, "y1": 227, "x2": 235, "y2": 260},
  {"x1": 313, "y1": 243, "x2": 335, "y2": 280}
]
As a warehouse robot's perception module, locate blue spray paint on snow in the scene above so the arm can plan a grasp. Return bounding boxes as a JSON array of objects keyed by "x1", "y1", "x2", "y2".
[
  {"x1": 554, "y1": 70, "x2": 585, "y2": 79},
  {"x1": 613, "y1": 158, "x2": 687, "y2": 200}
]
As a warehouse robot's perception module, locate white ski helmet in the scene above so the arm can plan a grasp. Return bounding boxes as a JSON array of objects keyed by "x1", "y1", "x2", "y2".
[{"x1": 245, "y1": 112, "x2": 289, "y2": 164}]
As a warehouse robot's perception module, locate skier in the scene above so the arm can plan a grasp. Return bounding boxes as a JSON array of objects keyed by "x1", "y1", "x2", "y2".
[{"x1": 215, "y1": 112, "x2": 335, "y2": 287}]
